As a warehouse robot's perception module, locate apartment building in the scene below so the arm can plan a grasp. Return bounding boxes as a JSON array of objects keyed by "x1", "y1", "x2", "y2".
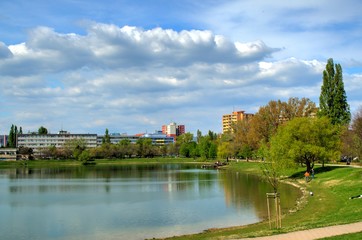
[
  {"x1": 0, "y1": 148, "x2": 17, "y2": 161},
  {"x1": 161, "y1": 122, "x2": 185, "y2": 139},
  {"x1": 96, "y1": 133, "x2": 139, "y2": 145},
  {"x1": 97, "y1": 131, "x2": 175, "y2": 146},
  {"x1": 222, "y1": 110, "x2": 254, "y2": 133},
  {"x1": 17, "y1": 130, "x2": 97, "y2": 155}
]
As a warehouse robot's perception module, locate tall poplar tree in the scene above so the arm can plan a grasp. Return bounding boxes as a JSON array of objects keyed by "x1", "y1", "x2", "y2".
[
  {"x1": 319, "y1": 58, "x2": 350, "y2": 125},
  {"x1": 7, "y1": 124, "x2": 17, "y2": 148}
]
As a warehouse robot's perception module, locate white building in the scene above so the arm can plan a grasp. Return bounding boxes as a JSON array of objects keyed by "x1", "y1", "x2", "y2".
[{"x1": 17, "y1": 131, "x2": 97, "y2": 155}]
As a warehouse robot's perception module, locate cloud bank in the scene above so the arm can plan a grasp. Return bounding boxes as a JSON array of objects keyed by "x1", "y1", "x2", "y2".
[{"x1": 0, "y1": 23, "x2": 359, "y2": 134}]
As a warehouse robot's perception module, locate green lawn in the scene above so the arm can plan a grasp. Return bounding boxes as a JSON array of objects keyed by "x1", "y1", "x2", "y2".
[
  {"x1": 160, "y1": 162, "x2": 362, "y2": 239},
  {"x1": 318, "y1": 232, "x2": 362, "y2": 240}
]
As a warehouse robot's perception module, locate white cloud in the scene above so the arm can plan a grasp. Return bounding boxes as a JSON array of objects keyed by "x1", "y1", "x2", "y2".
[{"x1": 0, "y1": 22, "x2": 358, "y2": 134}]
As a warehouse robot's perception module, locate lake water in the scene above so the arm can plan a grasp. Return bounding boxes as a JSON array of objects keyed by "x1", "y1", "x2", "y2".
[{"x1": 0, "y1": 164, "x2": 300, "y2": 240}]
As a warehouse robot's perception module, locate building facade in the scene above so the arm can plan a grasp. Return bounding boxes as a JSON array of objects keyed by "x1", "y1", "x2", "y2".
[
  {"x1": 0, "y1": 135, "x2": 8, "y2": 147},
  {"x1": 17, "y1": 131, "x2": 97, "y2": 155},
  {"x1": 222, "y1": 110, "x2": 254, "y2": 133},
  {"x1": 97, "y1": 131, "x2": 175, "y2": 146},
  {"x1": 96, "y1": 133, "x2": 139, "y2": 146},
  {"x1": 0, "y1": 148, "x2": 17, "y2": 161},
  {"x1": 161, "y1": 122, "x2": 185, "y2": 139}
]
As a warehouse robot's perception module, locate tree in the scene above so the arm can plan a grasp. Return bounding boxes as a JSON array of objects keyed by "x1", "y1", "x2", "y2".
[
  {"x1": 217, "y1": 141, "x2": 233, "y2": 159},
  {"x1": 319, "y1": 58, "x2": 350, "y2": 125},
  {"x1": 247, "y1": 98, "x2": 318, "y2": 150},
  {"x1": 348, "y1": 106, "x2": 362, "y2": 159},
  {"x1": 63, "y1": 138, "x2": 87, "y2": 159},
  {"x1": 198, "y1": 136, "x2": 211, "y2": 159},
  {"x1": 38, "y1": 126, "x2": 48, "y2": 134},
  {"x1": 208, "y1": 142, "x2": 217, "y2": 159},
  {"x1": 268, "y1": 117, "x2": 340, "y2": 172},
  {"x1": 136, "y1": 138, "x2": 154, "y2": 157},
  {"x1": 78, "y1": 150, "x2": 95, "y2": 165},
  {"x1": 7, "y1": 124, "x2": 21, "y2": 148},
  {"x1": 102, "y1": 128, "x2": 111, "y2": 144}
]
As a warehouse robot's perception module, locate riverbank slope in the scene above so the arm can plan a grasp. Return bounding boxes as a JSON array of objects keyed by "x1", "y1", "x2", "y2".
[{"x1": 160, "y1": 161, "x2": 362, "y2": 239}]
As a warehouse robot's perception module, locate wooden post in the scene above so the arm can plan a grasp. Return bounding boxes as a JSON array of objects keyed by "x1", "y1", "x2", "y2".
[
  {"x1": 267, "y1": 195, "x2": 271, "y2": 229},
  {"x1": 266, "y1": 193, "x2": 281, "y2": 229}
]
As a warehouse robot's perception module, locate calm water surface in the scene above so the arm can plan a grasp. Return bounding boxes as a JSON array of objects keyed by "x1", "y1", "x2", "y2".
[{"x1": 0, "y1": 164, "x2": 300, "y2": 240}]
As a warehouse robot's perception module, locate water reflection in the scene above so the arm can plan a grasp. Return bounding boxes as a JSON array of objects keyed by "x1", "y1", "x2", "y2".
[
  {"x1": 0, "y1": 164, "x2": 300, "y2": 240},
  {"x1": 219, "y1": 170, "x2": 300, "y2": 219}
]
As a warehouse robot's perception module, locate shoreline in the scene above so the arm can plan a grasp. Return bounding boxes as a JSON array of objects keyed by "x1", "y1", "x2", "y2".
[{"x1": 1, "y1": 159, "x2": 361, "y2": 239}]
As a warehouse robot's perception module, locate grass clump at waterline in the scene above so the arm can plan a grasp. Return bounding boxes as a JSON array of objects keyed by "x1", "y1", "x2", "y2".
[{"x1": 159, "y1": 161, "x2": 362, "y2": 240}]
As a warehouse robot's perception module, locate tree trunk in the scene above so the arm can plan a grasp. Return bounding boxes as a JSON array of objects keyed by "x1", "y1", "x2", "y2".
[{"x1": 305, "y1": 160, "x2": 311, "y2": 172}]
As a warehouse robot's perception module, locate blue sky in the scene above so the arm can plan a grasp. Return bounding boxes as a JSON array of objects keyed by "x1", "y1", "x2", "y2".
[{"x1": 1, "y1": 0, "x2": 362, "y2": 135}]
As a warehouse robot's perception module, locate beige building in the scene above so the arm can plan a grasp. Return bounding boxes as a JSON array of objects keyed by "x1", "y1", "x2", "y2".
[{"x1": 222, "y1": 110, "x2": 254, "y2": 133}]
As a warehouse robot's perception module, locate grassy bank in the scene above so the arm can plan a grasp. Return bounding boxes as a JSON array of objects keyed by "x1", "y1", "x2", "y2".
[
  {"x1": 0, "y1": 157, "x2": 207, "y2": 168},
  {"x1": 161, "y1": 162, "x2": 362, "y2": 239}
]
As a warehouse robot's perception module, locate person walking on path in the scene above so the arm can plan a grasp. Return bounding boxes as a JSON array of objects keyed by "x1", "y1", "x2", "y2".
[
  {"x1": 311, "y1": 168, "x2": 315, "y2": 179},
  {"x1": 304, "y1": 171, "x2": 310, "y2": 182}
]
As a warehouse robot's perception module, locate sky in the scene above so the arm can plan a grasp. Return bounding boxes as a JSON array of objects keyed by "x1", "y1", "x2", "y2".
[{"x1": 1, "y1": 0, "x2": 362, "y2": 135}]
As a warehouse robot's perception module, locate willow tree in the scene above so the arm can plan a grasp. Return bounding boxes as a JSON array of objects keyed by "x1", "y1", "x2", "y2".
[{"x1": 319, "y1": 58, "x2": 350, "y2": 125}]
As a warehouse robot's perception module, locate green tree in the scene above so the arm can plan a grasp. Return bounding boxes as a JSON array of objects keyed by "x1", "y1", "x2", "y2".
[
  {"x1": 208, "y1": 142, "x2": 217, "y2": 159},
  {"x1": 136, "y1": 138, "x2": 154, "y2": 157},
  {"x1": 38, "y1": 126, "x2": 48, "y2": 134},
  {"x1": 349, "y1": 106, "x2": 362, "y2": 159},
  {"x1": 217, "y1": 141, "x2": 233, "y2": 159},
  {"x1": 268, "y1": 117, "x2": 340, "y2": 172},
  {"x1": 247, "y1": 98, "x2": 318, "y2": 150},
  {"x1": 198, "y1": 136, "x2": 211, "y2": 159},
  {"x1": 319, "y1": 58, "x2": 350, "y2": 125},
  {"x1": 102, "y1": 128, "x2": 111, "y2": 144},
  {"x1": 7, "y1": 125, "x2": 15, "y2": 147},
  {"x1": 7, "y1": 124, "x2": 20, "y2": 148},
  {"x1": 63, "y1": 138, "x2": 87, "y2": 159},
  {"x1": 78, "y1": 150, "x2": 95, "y2": 165}
]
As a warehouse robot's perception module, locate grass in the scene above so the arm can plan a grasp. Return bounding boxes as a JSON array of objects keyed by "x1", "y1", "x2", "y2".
[
  {"x1": 0, "y1": 157, "x2": 208, "y2": 168},
  {"x1": 159, "y1": 162, "x2": 362, "y2": 239},
  {"x1": 318, "y1": 232, "x2": 362, "y2": 240}
]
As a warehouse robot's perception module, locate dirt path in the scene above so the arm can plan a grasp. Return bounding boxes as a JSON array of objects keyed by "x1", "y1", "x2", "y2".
[{"x1": 238, "y1": 222, "x2": 362, "y2": 240}]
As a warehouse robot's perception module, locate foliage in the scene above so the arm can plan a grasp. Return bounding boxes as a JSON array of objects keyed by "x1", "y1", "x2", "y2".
[
  {"x1": 268, "y1": 117, "x2": 340, "y2": 172},
  {"x1": 63, "y1": 138, "x2": 87, "y2": 159},
  {"x1": 217, "y1": 141, "x2": 233, "y2": 159},
  {"x1": 38, "y1": 126, "x2": 48, "y2": 134},
  {"x1": 136, "y1": 138, "x2": 155, "y2": 157},
  {"x1": 208, "y1": 142, "x2": 217, "y2": 159},
  {"x1": 7, "y1": 124, "x2": 22, "y2": 148},
  {"x1": 217, "y1": 97, "x2": 317, "y2": 159},
  {"x1": 78, "y1": 150, "x2": 95, "y2": 165},
  {"x1": 246, "y1": 98, "x2": 317, "y2": 150},
  {"x1": 342, "y1": 106, "x2": 362, "y2": 160},
  {"x1": 102, "y1": 128, "x2": 111, "y2": 144},
  {"x1": 319, "y1": 58, "x2": 350, "y2": 125}
]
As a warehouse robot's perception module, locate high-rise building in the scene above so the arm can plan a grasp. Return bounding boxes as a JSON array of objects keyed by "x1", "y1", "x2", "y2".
[
  {"x1": 222, "y1": 110, "x2": 253, "y2": 133},
  {"x1": 162, "y1": 122, "x2": 185, "y2": 139}
]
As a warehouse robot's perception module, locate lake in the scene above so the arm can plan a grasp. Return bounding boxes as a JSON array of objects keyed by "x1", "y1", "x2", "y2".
[{"x1": 0, "y1": 164, "x2": 300, "y2": 240}]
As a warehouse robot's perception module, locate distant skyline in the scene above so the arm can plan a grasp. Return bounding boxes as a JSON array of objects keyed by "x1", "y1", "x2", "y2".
[{"x1": 1, "y1": 0, "x2": 362, "y2": 135}]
